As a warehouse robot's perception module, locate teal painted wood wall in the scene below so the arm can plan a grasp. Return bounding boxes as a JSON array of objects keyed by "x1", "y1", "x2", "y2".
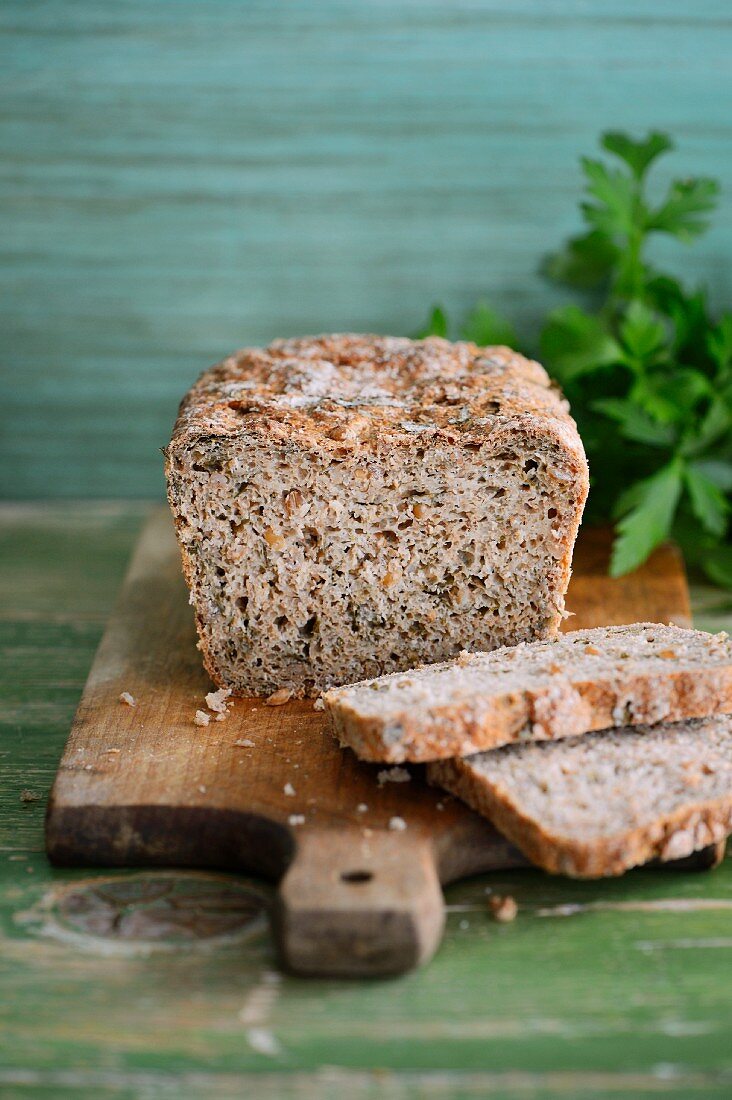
[{"x1": 2, "y1": 0, "x2": 732, "y2": 498}]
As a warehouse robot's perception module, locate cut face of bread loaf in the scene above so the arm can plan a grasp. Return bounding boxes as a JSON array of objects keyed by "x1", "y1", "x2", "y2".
[
  {"x1": 428, "y1": 715, "x2": 732, "y2": 878},
  {"x1": 324, "y1": 623, "x2": 732, "y2": 761},
  {"x1": 165, "y1": 334, "x2": 588, "y2": 697}
]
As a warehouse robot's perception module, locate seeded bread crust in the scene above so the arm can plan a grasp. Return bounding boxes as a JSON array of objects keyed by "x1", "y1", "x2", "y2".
[
  {"x1": 165, "y1": 334, "x2": 588, "y2": 696},
  {"x1": 325, "y1": 623, "x2": 732, "y2": 762},
  {"x1": 428, "y1": 715, "x2": 732, "y2": 878}
]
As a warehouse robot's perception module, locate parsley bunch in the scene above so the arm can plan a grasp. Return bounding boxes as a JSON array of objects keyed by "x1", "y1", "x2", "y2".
[{"x1": 420, "y1": 132, "x2": 732, "y2": 586}]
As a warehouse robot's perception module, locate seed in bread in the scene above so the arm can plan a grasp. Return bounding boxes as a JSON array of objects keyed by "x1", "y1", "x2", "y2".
[
  {"x1": 324, "y1": 623, "x2": 732, "y2": 762},
  {"x1": 428, "y1": 714, "x2": 732, "y2": 878},
  {"x1": 165, "y1": 334, "x2": 588, "y2": 697}
]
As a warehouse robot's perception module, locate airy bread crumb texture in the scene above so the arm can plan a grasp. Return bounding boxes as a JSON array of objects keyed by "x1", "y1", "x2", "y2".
[
  {"x1": 166, "y1": 334, "x2": 588, "y2": 696},
  {"x1": 325, "y1": 622, "x2": 732, "y2": 762},
  {"x1": 429, "y1": 714, "x2": 732, "y2": 878}
]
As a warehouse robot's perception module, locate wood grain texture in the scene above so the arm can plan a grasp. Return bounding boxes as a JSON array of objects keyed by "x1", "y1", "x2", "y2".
[
  {"x1": 2, "y1": 1, "x2": 732, "y2": 498},
  {"x1": 3, "y1": 503, "x2": 732, "y2": 1090},
  {"x1": 45, "y1": 509, "x2": 707, "y2": 976}
]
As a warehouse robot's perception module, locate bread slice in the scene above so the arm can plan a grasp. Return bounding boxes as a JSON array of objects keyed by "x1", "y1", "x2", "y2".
[
  {"x1": 324, "y1": 623, "x2": 732, "y2": 762},
  {"x1": 165, "y1": 334, "x2": 587, "y2": 697},
  {"x1": 428, "y1": 715, "x2": 732, "y2": 877}
]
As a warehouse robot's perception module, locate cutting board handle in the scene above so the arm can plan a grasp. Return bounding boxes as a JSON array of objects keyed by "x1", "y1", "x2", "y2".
[{"x1": 274, "y1": 827, "x2": 444, "y2": 977}]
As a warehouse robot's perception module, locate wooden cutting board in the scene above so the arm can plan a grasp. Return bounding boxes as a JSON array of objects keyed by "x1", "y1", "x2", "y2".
[{"x1": 47, "y1": 510, "x2": 696, "y2": 977}]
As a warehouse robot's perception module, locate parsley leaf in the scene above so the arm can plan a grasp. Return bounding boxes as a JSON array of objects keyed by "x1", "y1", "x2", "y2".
[
  {"x1": 647, "y1": 178, "x2": 720, "y2": 240},
  {"x1": 601, "y1": 131, "x2": 674, "y2": 180},
  {"x1": 540, "y1": 305, "x2": 622, "y2": 382},
  {"x1": 581, "y1": 158, "x2": 639, "y2": 238},
  {"x1": 416, "y1": 305, "x2": 449, "y2": 339},
  {"x1": 461, "y1": 302, "x2": 517, "y2": 348},
  {"x1": 592, "y1": 397, "x2": 676, "y2": 447},
  {"x1": 619, "y1": 300, "x2": 667, "y2": 364},
  {"x1": 708, "y1": 314, "x2": 732, "y2": 374},
  {"x1": 684, "y1": 464, "x2": 729, "y2": 537},
  {"x1": 702, "y1": 545, "x2": 732, "y2": 588},
  {"x1": 610, "y1": 459, "x2": 684, "y2": 577},
  {"x1": 541, "y1": 230, "x2": 618, "y2": 291}
]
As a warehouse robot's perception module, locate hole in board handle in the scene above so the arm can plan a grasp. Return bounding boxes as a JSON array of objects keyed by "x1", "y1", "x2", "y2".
[{"x1": 340, "y1": 870, "x2": 373, "y2": 884}]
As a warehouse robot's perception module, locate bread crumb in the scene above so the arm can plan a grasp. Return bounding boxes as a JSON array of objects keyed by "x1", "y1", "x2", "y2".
[
  {"x1": 198, "y1": 785, "x2": 207, "y2": 794},
  {"x1": 356, "y1": 803, "x2": 368, "y2": 813},
  {"x1": 288, "y1": 814, "x2": 305, "y2": 826},
  {"x1": 313, "y1": 697, "x2": 325, "y2": 711},
  {"x1": 206, "y1": 687, "x2": 232, "y2": 713},
  {"x1": 436, "y1": 801, "x2": 445, "y2": 811},
  {"x1": 265, "y1": 687, "x2": 293, "y2": 706},
  {"x1": 283, "y1": 782, "x2": 296, "y2": 797},
  {"x1": 119, "y1": 692, "x2": 136, "y2": 707},
  {"x1": 104, "y1": 748, "x2": 120, "y2": 754},
  {"x1": 84, "y1": 764, "x2": 93, "y2": 771},
  {"x1": 194, "y1": 710, "x2": 211, "y2": 727},
  {"x1": 377, "y1": 766, "x2": 411, "y2": 785},
  {"x1": 234, "y1": 738, "x2": 255, "y2": 748},
  {"x1": 489, "y1": 895, "x2": 518, "y2": 923},
  {"x1": 388, "y1": 816, "x2": 407, "y2": 831},
  {"x1": 20, "y1": 789, "x2": 40, "y2": 803}
]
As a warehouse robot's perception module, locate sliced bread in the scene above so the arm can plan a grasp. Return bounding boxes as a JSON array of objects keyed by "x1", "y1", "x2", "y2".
[
  {"x1": 427, "y1": 714, "x2": 732, "y2": 878},
  {"x1": 324, "y1": 623, "x2": 732, "y2": 762}
]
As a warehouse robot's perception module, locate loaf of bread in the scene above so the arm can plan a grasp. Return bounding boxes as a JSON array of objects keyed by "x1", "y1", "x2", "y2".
[
  {"x1": 165, "y1": 334, "x2": 588, "y2": 697},
  {"x1": 428, "y1": 715, "x2": 732, "y2": 877},
  {"x1": 324, "y1": 623, "x2": 732, "y2": 761}
]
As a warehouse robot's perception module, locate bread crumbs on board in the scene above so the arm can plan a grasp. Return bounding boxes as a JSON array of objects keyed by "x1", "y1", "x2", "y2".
[
  {"x1": 489, "y1": 895, "x2": 518, "y2": 923},
  {"x1": 283, "y1": 782, "x2": 296, "y2": 797},
  {"x1": 206, "y1": 687, "x2": 232, "y2": 713},
  {"x1": 265, "y1": 687, "x2": 293, "y2": 706},
  {"x1": 194, "y1": 710, "x2": 211, "y2": 727},
  {"x1": 119, "y1": 692, "x2": 136, "y2": 707},
  {"x1": 377, "y1": 766, "x2": 411, "y2": 785},
  {"x1": 388, "y1": 816, "x2": 407, "y2": 831}
]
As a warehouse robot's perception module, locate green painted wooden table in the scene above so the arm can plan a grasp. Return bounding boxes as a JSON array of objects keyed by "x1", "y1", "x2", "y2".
[{"x1": 2, "y1": 502, "x2": 732, "y2": 1098}]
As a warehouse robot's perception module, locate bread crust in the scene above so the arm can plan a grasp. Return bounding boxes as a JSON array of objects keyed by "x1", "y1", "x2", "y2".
[
  {"x1": 428, "y1": 719, "x2": 732, "y2": 878},
  {"x1": 165, "y1": 334, "x2": 589, "y2": 695}
]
